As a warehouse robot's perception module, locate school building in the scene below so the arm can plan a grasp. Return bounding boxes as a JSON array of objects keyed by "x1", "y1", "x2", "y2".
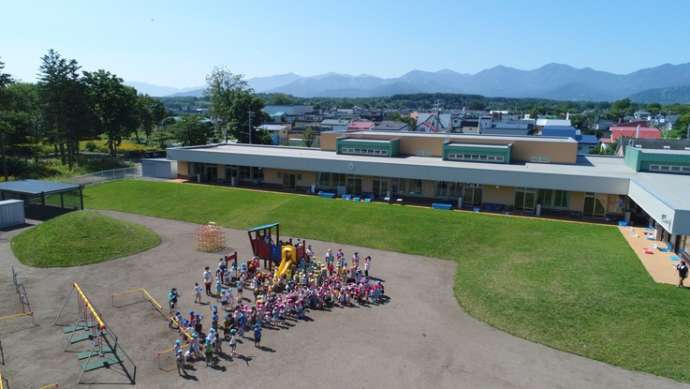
[{"x1": 166, "y1": 131, "x2": 690, "y2": 258}]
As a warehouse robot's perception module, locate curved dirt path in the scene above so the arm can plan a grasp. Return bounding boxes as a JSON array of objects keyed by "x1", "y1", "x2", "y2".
[{"x1": 0, "y1": 211, "x2": 686, "y2": 389}]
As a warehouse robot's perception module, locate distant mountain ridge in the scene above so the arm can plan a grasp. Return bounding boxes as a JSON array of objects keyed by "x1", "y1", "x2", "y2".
[
  {"x1": 127, "y1": 62, "x2": 690, "y2": 102},
  {"x1": 628, "y1": 85, "x2": 690, "y2": 104}
]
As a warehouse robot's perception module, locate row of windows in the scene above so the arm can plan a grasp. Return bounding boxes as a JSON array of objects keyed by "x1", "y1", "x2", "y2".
[
  {"x1": 447, "y1": 152, "x2": 505, "y2": 162},
  {"x1": 340, "y1": 147, "x2": 389, "y2": 156},
  {"x1": 648, "y1": 164, "x2": 690, "y2": 173}
]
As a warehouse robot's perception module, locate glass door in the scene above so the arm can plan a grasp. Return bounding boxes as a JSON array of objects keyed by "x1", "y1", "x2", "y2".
[{"x1": 583, "y1": 193, "x2": 606, "y2": 217}]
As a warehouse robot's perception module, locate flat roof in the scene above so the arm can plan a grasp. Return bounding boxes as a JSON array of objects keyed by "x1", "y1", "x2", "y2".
[
  {"x1": 340, "y1": 138, "x2": 394, "y2": 144},
  {"x1": 341, "y1": 131, "x2": 577, "y2": 144},
  {"x1": 170, "y1": 143, "x2": 631, "y2": 179},
  {"x1": 637, "y1": 148, "x2": 690, "y2": 156},
  {"x1": 0, "y1": 179, "x2": 80, "y2": 195},
  {"x1": 447, "y1": 143, "x2": 511, "y2": 149},
  {"x1": 634, "y1": 173, "x2": 690, "y2": 211}
]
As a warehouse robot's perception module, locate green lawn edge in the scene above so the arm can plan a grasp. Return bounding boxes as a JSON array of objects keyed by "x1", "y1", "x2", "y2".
[
  {"x1": 11, "y1": 210, "x2": 161, "y2": 267},
  {"x1": 84, "y1": 180, "x2": 690, "y2": 383}
]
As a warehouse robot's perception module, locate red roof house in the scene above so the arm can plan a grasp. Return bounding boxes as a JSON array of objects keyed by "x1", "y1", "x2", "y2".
[
  {"x1": 609, "y1": 126, "x2": 661, "y2": 142},
  {"x1": 346, "y1": 119, "x2": 375, "y2": 131}
]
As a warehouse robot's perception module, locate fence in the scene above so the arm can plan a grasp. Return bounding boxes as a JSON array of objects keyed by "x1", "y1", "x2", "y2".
[
  {"x1": 11, "y1": 267, "x2": 32, "y2": 318},
  {"x1": 67, "y1": 166, "x2": 141, "y2": 186},
  {"x1": 0, "y1": 267, "x2": 34, "y2": 326}
]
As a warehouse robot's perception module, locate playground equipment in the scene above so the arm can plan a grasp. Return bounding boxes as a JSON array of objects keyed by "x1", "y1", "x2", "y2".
[
  {"x1": 154, "y1": 313, "x2": 194, "y2": 372},
  {"x1": 109, "y1": 287, "x2": 192, "y2": 373},
  {"x1": 0, "y1": 369, "x2": 7, "y2": 389},
  {"x1": 54, "y1": 283, "x2": 136, "y2": 385},
  {"x1": 0, "y1": 267, "x2": 35, "y2": 329},
  {"x1": 196, "y1": 222, "x2": 225, "y2": 252},
  {"x1": 111, "y1": 288, "x2": 168, "y2": 320},
  {"x1": 248, "y1": 223, "x2": 281, "y2": 267},
  {"x1": 248, "y1": 223, "x2": 308, "y2": 270},
  {"x1": 276, "y1": 245, "x2": 297, "y2": 279}
]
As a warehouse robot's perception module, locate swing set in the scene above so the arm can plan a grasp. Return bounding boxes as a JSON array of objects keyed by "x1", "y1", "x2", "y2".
[{"x1": 54, "y1": 283, "x2": 137, "y2": 385}]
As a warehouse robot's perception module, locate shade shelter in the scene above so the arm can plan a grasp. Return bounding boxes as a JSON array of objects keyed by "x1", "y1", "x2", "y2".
[{"x1": 0, "y1": 179, "x2": 83, "y2": 220}]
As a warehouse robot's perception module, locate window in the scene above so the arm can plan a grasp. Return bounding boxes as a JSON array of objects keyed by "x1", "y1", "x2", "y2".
[
  {"x1": 495, "y1": 156, "x2": 505, "y2": 162},
  {"x1": 319, "y1": 173, "x2": 331, "y2": 186},
  {"x1": 479, "y1": 154, "x2": 487, "y2": 160},
  {"x1": 553, "y1": 190, "x2": 569, "y2": 208},
  {"x1": 487, "y1": 155, "x2": 495, "y2": 161}
]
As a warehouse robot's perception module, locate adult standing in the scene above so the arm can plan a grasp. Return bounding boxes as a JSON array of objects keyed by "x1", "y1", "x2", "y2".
[
  {"x1": 676, "y1": 260, "x2": 688, "y2": 287},
  {"x1": 203, "y1": 266, "x2": 213, "y2": 295}
]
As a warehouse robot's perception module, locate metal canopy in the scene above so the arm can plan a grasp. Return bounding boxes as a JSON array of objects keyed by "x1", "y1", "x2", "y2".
[
  {"x1": 247, "y1": 223, "x2": 279, "y2": 233},
  {"x1": 0, "y1": 179, "x2": 81, "y2": 196}
]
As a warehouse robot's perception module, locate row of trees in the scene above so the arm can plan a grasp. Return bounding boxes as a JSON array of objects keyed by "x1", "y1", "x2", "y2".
[{"x1": 0, "y1": 50, "x2": 167, "y2": 179}]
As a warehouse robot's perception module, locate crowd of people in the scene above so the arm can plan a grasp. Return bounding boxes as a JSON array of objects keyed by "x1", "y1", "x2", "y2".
[{"x1": 168, "y1": 244, "x2": 386, "y2": 376}]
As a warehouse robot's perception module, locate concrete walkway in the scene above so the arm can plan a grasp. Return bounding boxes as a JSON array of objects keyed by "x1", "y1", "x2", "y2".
[
  {"x1": 618, "y1": 226, "x2": 683, "y2": 285},
  {"x1": 0, "y1": 211, "x2": 687, "y2": 389}
]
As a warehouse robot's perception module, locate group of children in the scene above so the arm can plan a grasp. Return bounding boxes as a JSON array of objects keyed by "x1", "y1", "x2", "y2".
[{"x1": 169, "y1": 245, "x2": 385, "y2": 376}]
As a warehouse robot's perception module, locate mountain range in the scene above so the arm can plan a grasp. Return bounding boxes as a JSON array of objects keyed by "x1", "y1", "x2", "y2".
[{"x1": 127, "y1": 63, "x2": 690, "y2": 103}]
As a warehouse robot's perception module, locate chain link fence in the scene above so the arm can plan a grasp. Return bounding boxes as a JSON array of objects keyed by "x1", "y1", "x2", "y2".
[{"x1": 66, "y1": 165, "x2": 142, "y2": 186}]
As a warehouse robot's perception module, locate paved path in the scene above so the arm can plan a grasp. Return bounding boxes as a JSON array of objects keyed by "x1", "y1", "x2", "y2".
[{"x1": 0, "y1": 211, "x2": 686, "y2": 389}]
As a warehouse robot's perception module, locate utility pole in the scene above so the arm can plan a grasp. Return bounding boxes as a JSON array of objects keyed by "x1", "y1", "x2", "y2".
[{"x1": 248, "y1": 110, "x2": 254, "y2": 144}]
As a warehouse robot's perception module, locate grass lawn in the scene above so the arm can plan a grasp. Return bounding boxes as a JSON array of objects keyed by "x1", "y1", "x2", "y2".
[
  {"x1": 85, "y1": 180, "x2": 690, "y2": 383},
  {"x1": 11, "y1": 210, "x2": 160, "y2": 267}
]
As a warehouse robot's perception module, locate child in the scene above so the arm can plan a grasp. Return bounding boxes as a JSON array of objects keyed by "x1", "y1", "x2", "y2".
[
  {"x1": 237, "y1": 274, "x2": 244, "y2": 301},
  {"x1": 253, "y1": 322, "x2": 262, "y2": 347},
  {"x1": 168, "y1": 288, "x2": 179, "y2": 314},
  {"x1": 204, "y1": 336, "x2": 214, "y2": 367},
  {"x1": 194, "y1": 283, "x2": 203, "y2": 304},
  {"x1": 215, "y1": 278, "x2": 222, "y2": 297},
  {"x1": 352, "y1": 252, "x2": 360, "y2": 270},
  {"x1": 174, "y1": 339, "x2": 186, "y2": 376},
  {"x1": 203, "y1": 266, "x2": 213, "y2": 296},
  {"x1": 228, "y1": 328, "x2": 238, "y2": 357}
]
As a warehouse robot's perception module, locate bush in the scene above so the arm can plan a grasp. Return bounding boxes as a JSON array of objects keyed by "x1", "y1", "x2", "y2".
[{"x1": 85, "y1": 141, "x2": 98, "y2": 152}]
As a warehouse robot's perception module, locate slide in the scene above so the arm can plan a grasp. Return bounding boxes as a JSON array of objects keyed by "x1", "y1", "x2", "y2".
[{"x1": 276, "y1": 245, "x2": 297, "y2": 279}]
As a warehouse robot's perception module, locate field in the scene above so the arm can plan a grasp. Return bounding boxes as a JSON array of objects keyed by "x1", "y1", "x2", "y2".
[
  {"x1": 83, "y1": 180, "x2": 690, "y2": 383},
  {"x1": 11, "y1": 210, "x2": 160, "y2": 267}
]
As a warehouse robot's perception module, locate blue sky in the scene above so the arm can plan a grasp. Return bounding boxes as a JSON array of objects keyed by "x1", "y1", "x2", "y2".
[{"x1": 2, "y1": 0, "x2": 690, "y2": 88}]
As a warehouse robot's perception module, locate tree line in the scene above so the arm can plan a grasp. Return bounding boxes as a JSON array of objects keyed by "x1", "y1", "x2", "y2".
[
  {"x1": 0, "y1": 52, "x2": 273, "y2": 181},
  {"x1": 0, "y1": 50, "x2": 167, "y2": 180}
]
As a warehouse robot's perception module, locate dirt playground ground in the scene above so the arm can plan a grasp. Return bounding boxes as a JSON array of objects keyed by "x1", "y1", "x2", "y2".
[{"x1": 0, "y1": 211, "x2": 687, "y2": 389}]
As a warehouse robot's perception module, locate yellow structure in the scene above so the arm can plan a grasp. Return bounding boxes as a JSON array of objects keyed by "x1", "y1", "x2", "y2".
[{"x1": 276, "y1": 245, "x2": 297, "y2": 279}]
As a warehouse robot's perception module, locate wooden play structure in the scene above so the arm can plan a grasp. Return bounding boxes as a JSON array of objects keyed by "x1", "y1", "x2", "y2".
[
  {"x1": 195, "y1": 221, "x2": 225, "y2": 252},
  {"x1": 54, "y1": 283, "x2": 136, "y2": 385},
  {"x1": 247, "y1": 223, "x2": 308, "y2": 270}
]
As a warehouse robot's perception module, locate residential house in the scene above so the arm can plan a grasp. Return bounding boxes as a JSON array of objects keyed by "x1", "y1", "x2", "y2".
[
  {"x1": 347, "y1": 119, "x2": 376, "y2": 132},
  {"x1": 372, "y1": 121, "x2": 409, "y2": 132}
]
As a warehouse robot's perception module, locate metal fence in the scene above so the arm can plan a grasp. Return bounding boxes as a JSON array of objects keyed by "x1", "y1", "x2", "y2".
[{"x1": 67, "y1": 166, "x2": 141, "y2": 186}]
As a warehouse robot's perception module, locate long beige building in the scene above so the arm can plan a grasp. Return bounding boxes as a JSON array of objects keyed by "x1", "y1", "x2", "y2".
[{"x1": 167, "y1": 131, "x2": 690, "y2": 258}]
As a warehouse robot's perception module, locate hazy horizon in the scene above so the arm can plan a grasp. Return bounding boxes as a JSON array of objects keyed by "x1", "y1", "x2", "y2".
[{"x1": 3, "y1": 0, "x2": 690, "y2": 88}]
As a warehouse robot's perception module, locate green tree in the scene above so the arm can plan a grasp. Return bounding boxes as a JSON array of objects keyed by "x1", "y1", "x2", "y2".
[
  {"x1": 83, "y1": 70, "x2": 140, "y2": 157},
  {"x1": 206, "y1": 68, "x2": 269, "y2": 143},
  {"x1": 647, "y1": 102, "x2": 662, "y2": 116},
  {"x1": 302, "y1": 127, "x2": 315, "y2": 147},
  {"x1": 38, "y1": 49, "x2": 93, "y2": 168},
  {"x1": 670, "y1": 113, "x2": 690, "y2": 139},
  {"x1": 171, "y1": 116, "x2": 213, "y2": 146},
  {"x1": 136, "y1": 94, "x2": 167, "y2": 143},
  {"x1": 608, "y1": 98, "x2": 634, "y2": 121}
]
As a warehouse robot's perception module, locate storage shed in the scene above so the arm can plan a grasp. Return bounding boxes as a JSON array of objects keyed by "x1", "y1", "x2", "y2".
[
  {"x1": 0, "y1": 199, "x2": 25, "y2": 228},
  {"x1": 142, "y1": 158, "x2": 177, "y2": 179}
]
